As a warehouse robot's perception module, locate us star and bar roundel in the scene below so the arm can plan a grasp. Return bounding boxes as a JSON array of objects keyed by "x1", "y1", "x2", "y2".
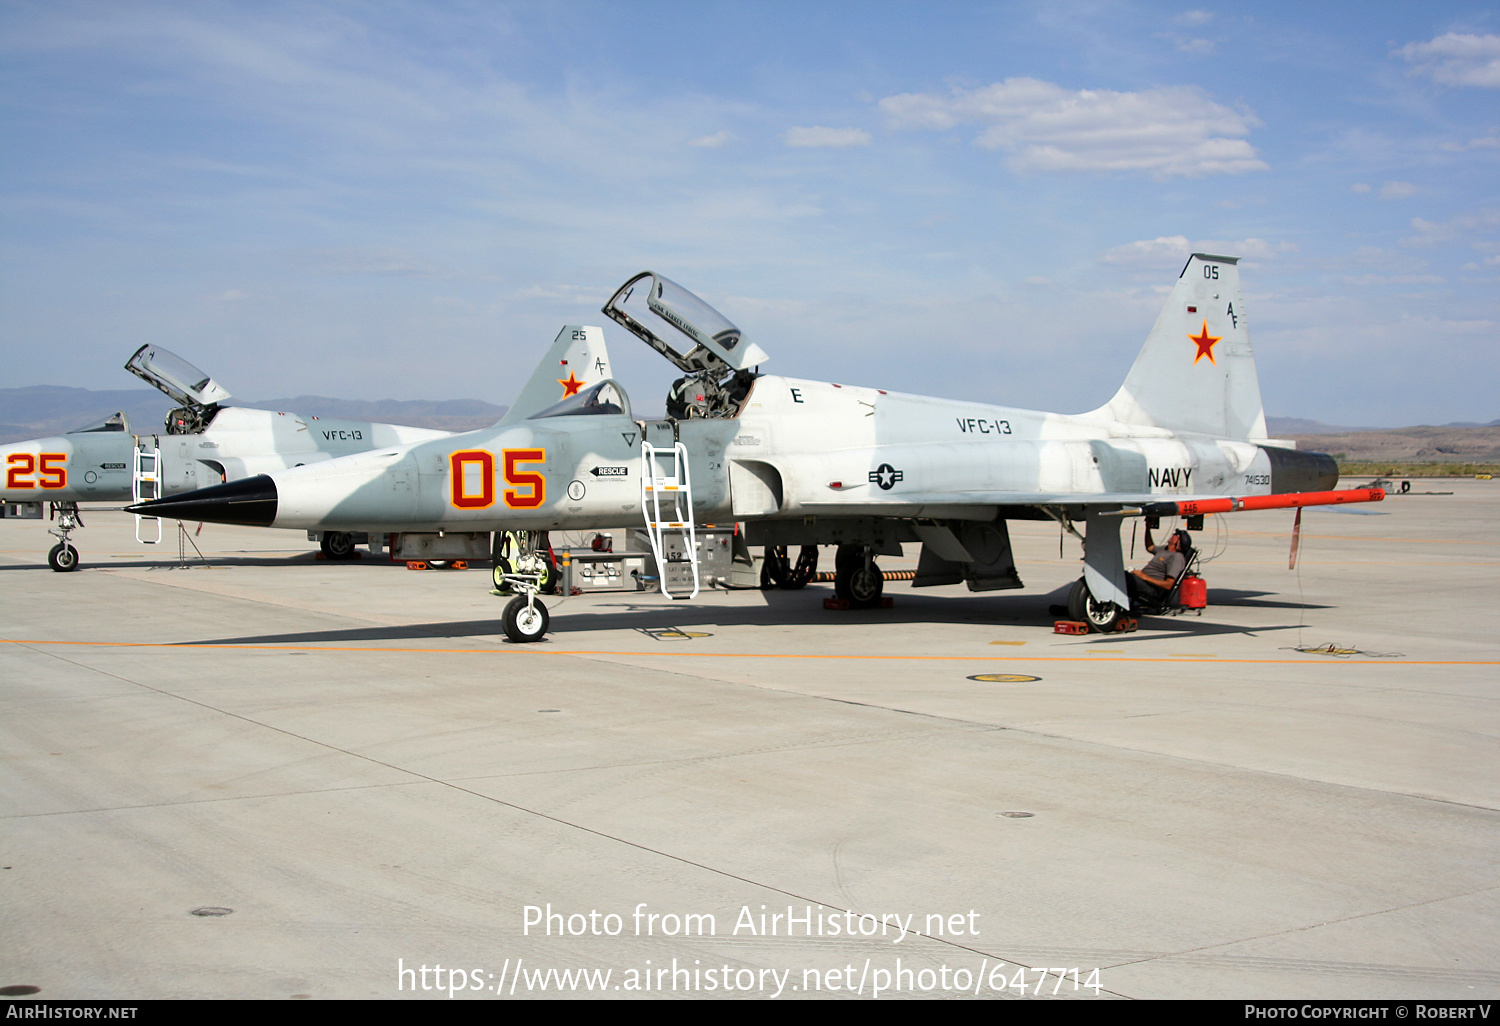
[{"x1": 449, "y1": 449, "x2": 547, "y2": 510}]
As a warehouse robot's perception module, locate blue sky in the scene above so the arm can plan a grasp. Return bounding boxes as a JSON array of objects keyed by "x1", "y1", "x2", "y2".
[{"x1": 2, "y1": 1, "x2": 1496, "y2": 426}]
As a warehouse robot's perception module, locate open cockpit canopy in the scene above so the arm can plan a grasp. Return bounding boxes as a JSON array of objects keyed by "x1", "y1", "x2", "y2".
[
  {"x1": 124, "y1": 345, "x2": 233, "y2": 410},
  {"x1": 603, "y1": 272, "x2": 768, "y2": 374}
]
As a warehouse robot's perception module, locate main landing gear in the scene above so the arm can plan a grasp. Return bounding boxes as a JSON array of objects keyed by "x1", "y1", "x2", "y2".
[
  {"x1": 1067, "y1": 577, "x2": 1126, "y2": 632},
  {"x1": 47, "y1": 503, "x2": 83, "y2": 573},
  {"x1": 319, "y1": 531, "x2": 357, "y2": 560},
  {"x1": 834, "y1": 543, "x2": 884, "y2": 609}
]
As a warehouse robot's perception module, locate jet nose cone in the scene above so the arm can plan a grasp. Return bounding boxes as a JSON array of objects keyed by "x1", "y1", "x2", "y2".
[{"x1": 127, "y1": 474, "x2": 278, "y2": 527}]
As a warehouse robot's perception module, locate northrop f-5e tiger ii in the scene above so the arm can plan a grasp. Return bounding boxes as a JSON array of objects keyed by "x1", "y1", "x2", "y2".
[
  {"x1": 0, "y1": 344, "x2": 456, "y2": 569},
  {"x1": 131, "y1": 256, "x2": 1383, "y2": 641}
]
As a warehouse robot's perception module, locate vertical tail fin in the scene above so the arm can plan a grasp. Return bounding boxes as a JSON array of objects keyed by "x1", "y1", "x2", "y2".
[
  {"x1": 498, "y1": 325, "x2": 613, "y2": 425},
  {"x1": 1086, "y1": 253, "x2": 1267, "y2": 439}
]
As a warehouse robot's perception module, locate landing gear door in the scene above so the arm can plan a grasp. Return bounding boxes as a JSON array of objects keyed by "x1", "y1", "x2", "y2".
[
  {"x1": 603, "y1": 271, "x2": 769, "y2": 372},
  {"x1": 124, "y1": 345, "x2": 233, "y2": 408}
]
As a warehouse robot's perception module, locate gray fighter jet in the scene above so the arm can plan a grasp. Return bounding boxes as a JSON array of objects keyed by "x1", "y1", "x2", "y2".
[
  {"x1": 1, "y1": 344, "x2": 455, "y2": 569},
  {"x1": 131, "y1": 257, "x2": 1382, "y2": 640}
]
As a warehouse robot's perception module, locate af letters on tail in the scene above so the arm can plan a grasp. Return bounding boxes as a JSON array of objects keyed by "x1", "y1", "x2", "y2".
[{"x1": 132, "y1": 256, "x2": 1382, "y2": 641}]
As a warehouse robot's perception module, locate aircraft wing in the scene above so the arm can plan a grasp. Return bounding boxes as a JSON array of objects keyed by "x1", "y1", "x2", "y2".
[{"x1": 798, "y1": 486, "x2": 1386, "y2": 516}]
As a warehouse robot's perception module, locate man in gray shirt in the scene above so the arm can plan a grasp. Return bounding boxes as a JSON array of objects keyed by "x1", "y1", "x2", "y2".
[{"x1": 1130, "y1": 527, "x2": 1189, "y2": 601}]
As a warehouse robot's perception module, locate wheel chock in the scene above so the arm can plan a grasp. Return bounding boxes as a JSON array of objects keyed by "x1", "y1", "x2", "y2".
[
  {"x1": 1111, "y1": 618, "x2": 1139, "y2": 634},
  {"x1": 452, "y1": 560, "x2": 468, "y2": 571},
  {"x1": 406, "y1": 560, "x2": 428, "y2": 571},
  {"x1": 1054, "y1": 620, "x2": 1089, "y2": 635}
]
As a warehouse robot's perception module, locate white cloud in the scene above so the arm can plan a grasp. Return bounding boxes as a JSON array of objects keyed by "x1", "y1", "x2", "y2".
[
  {"x1": 1099, "y1": 235, "x2": 1294, "y2": 269},
  {"x1": 1177, "y1": 10, "x2": 1214, "y2": 26},
  {"x1": 1379, "y1": 180, "x2": 1417, "y2": 200},
  {"x1": 783, "y1": 126, "x2": 871, "y2": 148},
  {"x1": 1195, "y1": 238, "x2": 1298, "y2": 261},
  {"x1": 1397, "y1": 33, "x2": 1500, "y2": 88},
  {"x1": 688, "y1": 131, "x2": 731, "y2": 148},
  {"x1": 1157, "y1": 33, "x2": 1216, "y2": 55},
  {"x1": 1404, "y1": 209, "x2": 1500, "y2": 246},
  {"x1": 879, "y1": 78, "x2": 1265, "y2": 177},
  {"x1": 1439, "y1": 133, "x2": 1500, "y2": 152},
  {"x1": 1099, "y1": 236, "x2": 1191, "y2": 267},
  {"x1": 1350, "y1": 182, "x2": 1372, "y2": 194},
  {"x1": 1339, "y1": 274, "x2": 1444, "y2": 286}
]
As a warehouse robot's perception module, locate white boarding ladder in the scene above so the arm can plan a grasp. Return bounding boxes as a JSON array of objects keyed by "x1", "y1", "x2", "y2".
[
  {"x1": 132, "y1": 438, "x2": 162, "y2": 544},
  {"x1": 640, "y1": 440, "x2": 699, "y2": 599}
]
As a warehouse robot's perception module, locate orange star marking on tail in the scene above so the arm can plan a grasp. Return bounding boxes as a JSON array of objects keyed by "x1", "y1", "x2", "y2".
[
  {"x1": 557, "y1": 371, "x2": 584, "y2": 397},
  {"x1": 1188, "y1": 320, "x2": 1220, "y2": 365}
]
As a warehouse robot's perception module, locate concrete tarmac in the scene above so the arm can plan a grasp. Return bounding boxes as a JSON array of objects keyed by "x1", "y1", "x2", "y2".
[{"x1": 2, "y1": 481, "x2": 1497, "y2": 1000}]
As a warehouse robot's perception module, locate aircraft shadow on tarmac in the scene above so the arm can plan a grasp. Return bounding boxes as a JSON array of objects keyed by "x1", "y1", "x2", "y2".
[
  {"x1": 181, "y1": 583, "x2": 1317, "y2": 647},
  {"x1": 0, "y1": 552, "x2": 398, "y2": 571}
]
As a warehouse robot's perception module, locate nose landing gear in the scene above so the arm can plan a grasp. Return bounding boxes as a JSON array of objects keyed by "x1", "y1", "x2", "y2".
[
  {"x1": 493, "y1": 531, "x2": 555, "y2": 642},
  {"x1": 47, "y1": 503, "x2": 83, "y2": 572}
]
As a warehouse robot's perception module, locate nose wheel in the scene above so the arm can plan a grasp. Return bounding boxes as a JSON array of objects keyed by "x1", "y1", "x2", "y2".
[
  {"x1": 502, "y1": 594, "x2": 549, "y2": 643},
  {"x1": 48, "y1": 543, "x2": 80, "y2": 573},
  {"x1": 46, "y1": 502, "x2": 83, "y2": 572},
  {"x1": 494, "y1": 531, "x2": 553, "y2": 642}
]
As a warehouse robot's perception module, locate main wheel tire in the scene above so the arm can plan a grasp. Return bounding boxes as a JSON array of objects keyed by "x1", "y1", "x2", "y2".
[
  {"x1": 833, "y1": 544, "x2": 862, "y2": 601},
  {"x1": 320, "y1": 532, "x2": 356, "y2": 560},
  {"x1": 834, "y1": 545, "x2": 883, "y2": 608},
  {"x1": 1068, "y1": 577, "x2": 1123, "y2": 633},
  {"x1": 846, "y1": 561, "x2": 884, "y2": 608},
  {"x1": 502, "y1": 595, "x2": 549, "y2": 643},
  {"x1": 48, "y1": 543, "x2": 80, "y2": 572}
]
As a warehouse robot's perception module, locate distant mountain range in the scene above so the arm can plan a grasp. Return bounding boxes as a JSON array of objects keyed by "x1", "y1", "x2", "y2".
[
  {"x1": 1266, "y1": 416, "x2": 1500, "y2": 435},
  {"x1": 2, "y1": 387, "x2": 1495, "y2": 463},
  {"x1": 0, "y1": 385, "x2": 507, "y2": 444}
]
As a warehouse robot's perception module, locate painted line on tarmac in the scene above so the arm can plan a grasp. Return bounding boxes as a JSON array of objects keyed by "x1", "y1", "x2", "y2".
[{"x1": 3, "y1": 638, "x2": 1498, "y2": 665}]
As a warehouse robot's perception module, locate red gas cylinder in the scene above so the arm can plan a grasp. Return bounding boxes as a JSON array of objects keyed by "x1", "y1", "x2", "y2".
[{"x1": 1179, "y1": 575, "x2": 1207, "y2": 609}]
